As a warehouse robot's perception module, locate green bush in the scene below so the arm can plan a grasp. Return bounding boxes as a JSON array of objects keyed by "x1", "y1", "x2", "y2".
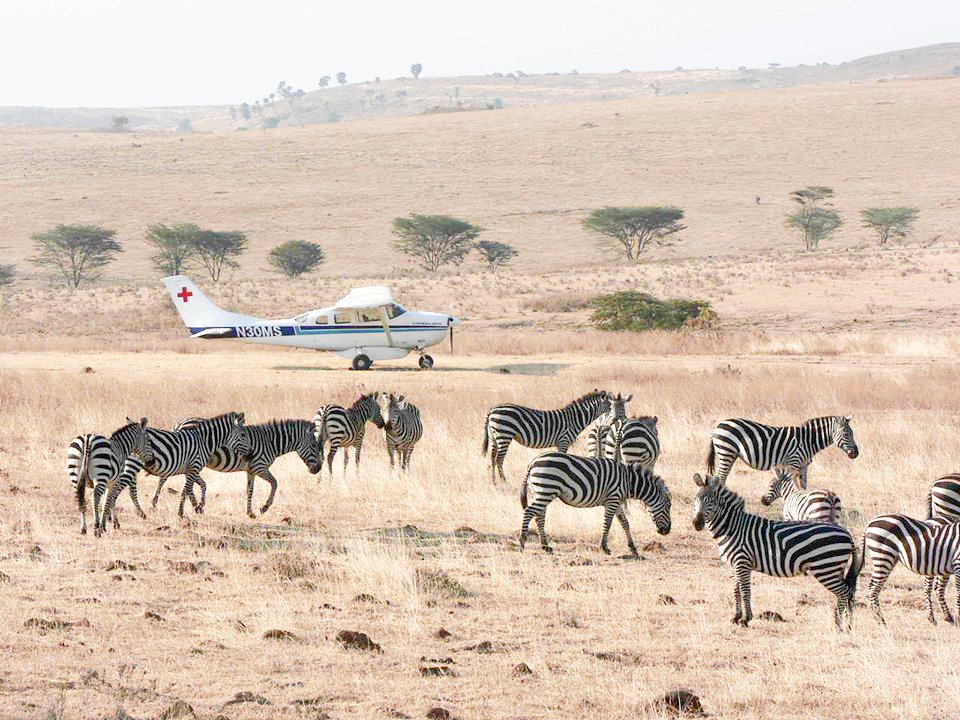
[{"x1": 590, "y1": 291, "x2": 716, "y2": 332}]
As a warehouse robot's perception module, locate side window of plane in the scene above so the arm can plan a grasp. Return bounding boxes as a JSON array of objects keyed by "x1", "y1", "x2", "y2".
[
  {"x1": 334, "y1": 311, "x2": 355, "y2": 324},
  {"x1": 313, "y1": 314, "x2": 329, "y2": 325},
  {"x1": 358, "y1": 309, "x2": 380, "y2": 323},
  {"x1": 386, "y1": 303, "x2": 407, "y2": 319}
]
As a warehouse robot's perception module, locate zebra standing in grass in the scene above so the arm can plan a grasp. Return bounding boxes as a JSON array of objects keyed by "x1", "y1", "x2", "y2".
[
  {"x1": 383, "y1": 393, "x2": 423, "y2": 471},
  {"x1": 928, "y1": 474, "x2": 960, "y2": 522},
  {"x1": 760, "y1": 468, "x2": 842, "y2": 523},
  {"x1": 67, "y1": 417, "x2": 153, "y2": 536},
  {"x1": 861, "y1": 513, "x2": 960, "y2": 625},
  {"x1": 314, "y1": 393, "x2": 385, "y2": 476},
  {"x1": 107, "y1": 418, "x2": 320, "y2": 525},
  {"x1": 99, "y1": 412, "x2": 246, "y2": 523},
  {"x1": 519, "y1": 452, "x2": 671, "y2": 557},
  {"x1": 707, "y1": 415, "x2": 859, "y2": 488},
  {"x1": 482, "y1": 390, "x2": 613, "y2": 482},
  {"x1": 606, "y1": 416, "x2": 660, "y2": 468},
  {"x1": 692, "y1": 474, "x2": 860, "y2": 629},
  {"x1": 586, "y1": 393, "x2": 631, "y2": 458}
]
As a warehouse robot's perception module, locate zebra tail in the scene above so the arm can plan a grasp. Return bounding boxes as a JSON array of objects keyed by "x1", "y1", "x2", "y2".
[
  {"x1": 75, "y1": 437, "x2": 91, "y2": 507},
  {"x1": 925, "y1": 491, "x2": 934, "y2": 520},
  {"x1": 705, "y1": 440, "x2": 716, "y2": 475},
  {"x1": 520, "y1": 479, "x2": 528, "y2": 509},
  {"x1": 481, "y1": 412, "x2": 490, "y2": 457},
  {"x1": 847, "y1": 532, "x2": 866, "y2": 597}
]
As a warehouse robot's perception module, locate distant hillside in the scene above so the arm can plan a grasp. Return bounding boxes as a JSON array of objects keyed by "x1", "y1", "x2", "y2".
[{"x1": 1, "y1": 43, "x2": 958, "y2": 132}]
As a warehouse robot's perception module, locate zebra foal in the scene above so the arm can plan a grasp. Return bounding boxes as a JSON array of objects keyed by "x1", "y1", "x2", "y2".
[
  {"x1": 67, "y1": 417, "x2": 153, "y2": 536},
  {"x1": 519, "y1": 452, "x2": 671, "y2": 556},
  {"x1": 314, "y1": 392, "x2": 385, "y2": 476},
  {"x1": 383, "y1": 393, "x2": 422, "y2": 471},
  {"x1": 707, "y1": 415, "x2": 858, "y2": 488},
  {"x1": 692, "y1": 473, "x2": 860, "y2": 630},
  {"x1": 482, "y1": 390, "x2": 613, "y2": 482},
  {"x1": 760, "y1": 468, "x2": 842, "y2": 523}
]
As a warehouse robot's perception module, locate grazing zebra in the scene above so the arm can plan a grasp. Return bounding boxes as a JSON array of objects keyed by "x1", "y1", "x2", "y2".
[
  {"x1": 109, "y1": 418, "x2": 320, "y2": 523},
  {"x1": 67, "y1": 417, "x2": 153, "y2": 536},
  {"x1": 586, "y1": 393, "x2": 631, "y2": 458},
  {"x1": 692, "y1": 473, "x2": 860, "y2": 629},
  {"x1": 383, "y1": 393, "x2": 423, "y2": 471},
  {"x1": 606, "y1": 416, "x2": 660, "y2": 468},
  {"x1": 519, "y1": 452, "x2": 671, "y2": 557},
  {"x1": 861, "y1": 514, "x2": 960, "y2": 625},
  {"x1": 760, "y1": 468, "x2": 842, "y2": 523},
  {"x1": 314, "y1": 393, "x2": 385, "y2": 476},
  {"x1": 482, "y1": 390, "x2": 613, "y2": 482},
  {"x1": 101, "y1": 412, "x2": 246, "y2": 522},
  {"x1": 706, "y1": 415, "x2": 859, "y2": 487}
]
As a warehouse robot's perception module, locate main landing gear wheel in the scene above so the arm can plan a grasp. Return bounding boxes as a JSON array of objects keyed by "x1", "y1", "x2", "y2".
[
  {"x1": 352, "y1": 354, "x2": 372, "y2": 371},
  {"x1": 419, "y1": 354, "x2": 434, "y2": 370}
]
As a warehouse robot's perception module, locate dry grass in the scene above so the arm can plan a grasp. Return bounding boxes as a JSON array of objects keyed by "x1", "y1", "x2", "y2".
[{"x1": 3, "y1": 339, "x2": 960, "y2": 719}]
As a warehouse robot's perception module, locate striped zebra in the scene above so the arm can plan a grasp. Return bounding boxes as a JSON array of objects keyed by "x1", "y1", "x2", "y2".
[
  {"x1": 519, "y1": 452, "x2": 671, "y2": 556},
  {"x1": 760, "y1": 468, "x2": 842, "y2": 523},
  {"x1": 383, "y1": 393, "x2": 423, "y2": 471},
  {"x1": 585, "y1": 393, "x2": 631, "y2": 458},
  {"x1": 482, "y1": 390, "x2": 613, "y2": 482},
  {"x1": 314, "y1": 393, "x2": 385, "y2": 476},
  {"x1": 101, "y1": 412, "x2": 246, "y2": 522},
  {"x1": 606, "y1": 416, "x2": 660, "y2": 467},
  {"x1": 706, "y1": 415, "x2": 859, "y2": 488},
  {"x1": 692, "y1": 473, "x2": 860, "y2": 629},
  {"x1": 108, "y1": 418, "x2": 320, "y2": 524},
  {"x1": 67, "y1": 417, "x2": 153, "y2": 536},
  {"x1": 928, "y1": 473, "x2": 960, "y2": 522},
  {"x1": 861, "y1": 513, "x2": 960, "y2": 625}
]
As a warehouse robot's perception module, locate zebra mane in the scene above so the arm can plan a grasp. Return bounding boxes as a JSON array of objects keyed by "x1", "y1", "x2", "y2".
[
  {"x1": 632, "y1": 415, "x2": 657, "y2": 425},
  {"x1": 802, "y1": 415, "x2": 844, "y2": 428},
  {"x1": 350, "y1": 393, "x2": 378, "y2": 410},
  {"x1": 111, "y1": 420, "x2": 143, "y2": 442},
  {"x1": 564, "y1": 390, "x2": 607, "y2": 409},
  {"x1": 715, "y1": 481, "x2": 746, "y2": 514}
]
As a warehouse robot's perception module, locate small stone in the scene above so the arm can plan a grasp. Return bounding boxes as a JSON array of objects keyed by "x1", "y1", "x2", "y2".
[
  {"x1": 420, "y1": 665, "x2": 456, "y2": 677},
  {"x1": 158, "y1": 700, "x2": 195, "y2": 719},
  {"x1": 83, "y1": 367, "x2": 95, "y2": 374},
  {"x1": 144, "y1": 611, "x2": 165, "y2": 622},
  {"x1": 469, "y1": 640, "x2": 494, "y2": 654},
  {"x1": 657, "y1": 594, "x2": 677, "y2": 606},
  {"x1": 642, "y1": 540, "x2": 666, "y2": 553},
  {"x1": 512, "y1": 662, "x2": 533, "y2": 676},
  {"x1": 433, "y1": 627, "x2": 452, "y2": 639},
  {"x1": 262, "y1": 629, "x2": 299, "y2": 641},
  {"x1": 652, "y1": 689, "x2": 705, "y2": 717},
  {"x1": 353, "y1": 593, "x2": 380, "y2": 604},
  {"x1": 381, "y1": 708, "x2": 411, "y2": 719},
  {"x1": 759, "y1": 610, "x2": 786, "y2": 622},
  {"x1": 0, "y1": 571, "x2": 10, "y2": 582},
  {"x1": 224, "y1": 691, "x2": 269, "y2": 706},
  {"x1": 425, "y1": 709, "x2": 450, "y2": 720},
  {"x1": 80, "y1": 669, "x2": 101, "y2": 686},
  {"x1": 336, "y1": 629, "x2": 381, "y2": 653},
  {"x1": 105, "y1": 560, "x2": 136, "y2": 572}
]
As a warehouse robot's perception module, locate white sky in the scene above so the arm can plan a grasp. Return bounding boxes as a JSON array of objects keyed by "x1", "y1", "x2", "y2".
[{"x1": 1, "y1": 0, "x2": 957, "y2": 107}]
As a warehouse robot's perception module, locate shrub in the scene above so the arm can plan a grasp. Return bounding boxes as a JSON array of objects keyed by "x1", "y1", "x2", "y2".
[
  {"x1": 590, "y1": 291, "x2": 716, "y2": 332},
  {"x1": 268, "y1": 240, "x2": 325, "y2": 277}
]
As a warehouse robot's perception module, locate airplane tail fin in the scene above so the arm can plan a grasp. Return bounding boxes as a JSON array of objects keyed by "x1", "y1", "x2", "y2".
[{"x1": 161, "y1": 275, "x2": 262, "y2": 331}]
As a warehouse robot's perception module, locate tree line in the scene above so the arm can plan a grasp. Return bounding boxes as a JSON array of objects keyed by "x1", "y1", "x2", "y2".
[{"x1": 0, "y1": 191, "x2": 922, "y2": 289}]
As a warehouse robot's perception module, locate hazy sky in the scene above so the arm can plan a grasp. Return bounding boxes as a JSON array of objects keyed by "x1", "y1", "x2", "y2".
[{"x1": 2, "y1": 0, "x2": 957, "y2": 107}]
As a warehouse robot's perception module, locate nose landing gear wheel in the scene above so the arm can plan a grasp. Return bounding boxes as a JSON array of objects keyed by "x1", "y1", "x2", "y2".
[
  {"x1": 352, "y1": 354, "x2": 372, "y2": 371},
  {"x1": 418, "y1": 354, "x2": 434, "y2": 370}
]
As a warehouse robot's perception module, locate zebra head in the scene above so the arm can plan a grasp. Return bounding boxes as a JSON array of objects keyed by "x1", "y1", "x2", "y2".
[
  {"x1": 293, "y1": 420, "x2": 322, "y2": 474},
  {"x1": 577, "y1": 390, "x2": 614, "y2": 423},
  {"x1": 385, "y1": 393, "x2": 405, "y2": 424},
  {"x1": 227, "y1": 412, "x2": 248, "y2": 455},
  {"x1": 760, "y1": 468, "x2": 795, "y2": 506},
  {"x1": 628, "y1": 465, "x2": 671, "y2": 535},
  {"x1": 354, "y1": 392, "x2": 385, "y2": 428},
  {"x1": 122, "y1": 416, "x2": 154, "y2": 465},
  {"x1": 833, "y1": 415, "x2": 858, "y2": 459},
  {"x1": 692, "y1": 473, "x2": 743, "y2": 531},
  {"x1": 603, "y1": 393, "x2": 632, "y2": 425}
]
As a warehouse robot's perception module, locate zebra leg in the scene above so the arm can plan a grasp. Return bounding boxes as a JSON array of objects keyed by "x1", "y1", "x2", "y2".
[
  {"x1": 535, "y1": 507, "x2": 552, "y2": 554},
  {"x1": 326, "y1": 445, "x2": 338, "y2": 477},
  {"x1": 126, "y1": 475, "x2": 147, "y2": 520},
  {"x1": 600, "y1": 501, "x2": 618, "y2": 555},
  {"x1": 519, "y1": 506, "x2": 537, "y2": 552},
  {"x1": 92, "y1": 481, "x2": 106, "y2": 538},
  {"x1": 731, "y1": 572, "x2": 743, "y2": 625},
  {"x1": 403, "y1": 448, "x2": 413, "y2": 471},
  {"x1": 354, "y1": 441, "x2": 363, "y2": 476},
  {"x1": 924, "y1": 576, "x2": 937, "y2": 625},
  {"x1": 868, "y1": 561, "x2": 891, "y2": 625},
  {"x1": 197, "y1": 477, "x2": 207, "y2": 511},
  {"x1": 937, "y1": 576, "x2": 954, "y2": 624},
  {"x1": 493, "y1": 441, "x2": 510, "y2": 483},
  {"x1": 245, "y1": 470, "x2": 256, "y2": 519},
  {"x1": 386, "y1": 440, "x2": 395, "y2": 469},
  {"x1": 615, "y1": 508, "x2": 639, "y2": 558},
  {"x1": 256, "y1": 469, "x2": 279, "y2": 516},
  {"x1": 735, "y1": 563, "x2": 753, "y2": 626},
  {"x1": 342, "y1": 444, "x2": 350, "y2": 474},
  {"x1": 151, "y1": 476, "x2": 169, "y2": 509},
  {"x1": 178, "y1": 473, "x2": 202, "y2": 518}
]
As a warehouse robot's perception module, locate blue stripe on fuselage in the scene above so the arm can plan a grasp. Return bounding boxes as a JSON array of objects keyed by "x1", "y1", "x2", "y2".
[{"x1": 188, "y1": 324, "x2": 443, "y2": 338}]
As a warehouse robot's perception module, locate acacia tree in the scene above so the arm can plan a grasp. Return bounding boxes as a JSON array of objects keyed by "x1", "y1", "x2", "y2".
[
  {"x1": 269, "y1": 240, "x2": 325, "y2": 277},
  {"x1": 861, "y1": 207, "x2": 919, "y2": 246},
  {"x1": 392, "y1": 214, "x2": 481, "y2": 271},
  {"x1": 318, "y1": 75, "x2": 331, "y2": 88},
  {"x1": 336, "y1": 71, "x2": 347, "y2": 86},
  {"x1": 145, "y1": 223, "x2": 201, "y2": 275},
  {"x1": 193, "y1": 231, "x2": 248, "y2": 281},
  {"x1": 475, "y1": 240, "x2": 517, "y2": 270},
  {"x1": 583, "y1": 206, "x2": 685, "y2": 261},
  {"x1": 411, "y1": 63, "x2": 422, "y2": 79},
  {"x1": 29, "y1": 224, "x2": 122, "y2": 288},
  {"x1": 111, "y1": 115, "x2": 129, "y2": 131},
  {"x1": 785, "y1": 186, "x2": 841, "y2": 250}
]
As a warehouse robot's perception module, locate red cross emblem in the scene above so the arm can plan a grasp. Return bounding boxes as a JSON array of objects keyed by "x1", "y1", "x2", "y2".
[{"x1": 177, "y1": 287, "x2": 193, "y2": 303}]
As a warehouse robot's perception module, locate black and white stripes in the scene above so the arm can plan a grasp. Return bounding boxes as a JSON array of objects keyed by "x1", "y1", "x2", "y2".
[
  {"x1": 383, "y1": 393, "x2": 423, "y2": 471},
  {"x1": 315, "y1": 393, "x2": 385, "y2": 476},
  {"x1": 520, "y1": 452, "x2": 671, "y2": 556},
  {"x1": 483, "y1": 390, "x2": 613, "y2": 482},
  {"x1": 760, "y1": 468, "x2": 842, "y2": 523}
]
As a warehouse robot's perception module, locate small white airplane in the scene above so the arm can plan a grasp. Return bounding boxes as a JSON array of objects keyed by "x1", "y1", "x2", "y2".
[{"x1": 162, "y1": 275, "x2": 460, "y2": 370}]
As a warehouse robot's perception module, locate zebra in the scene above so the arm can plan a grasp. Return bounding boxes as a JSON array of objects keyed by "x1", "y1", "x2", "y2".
[
  {"x1": 925, "y1": 473, "x2": 960, "y2": 609},
  {"x1": 706, "y1": 415, "x2": 858, "y2": 488},
  {"x1": 861, "y1": 513, "x2": 960, "y2": 625},
  {"x1": 99, "y1": 412, "x2": 246, "y2": 524},
  {"x1": 760, "y1": 468, "x2": 842, "y2": 523},
  {"x1": 585, "y1": 393, "x2": 631, "y2": 458},
  {"x1": 482, "y1": 390, "x2": 613, "y2": 482},
  {"x1": 692, "y1": 473, "x2": 860, "y2": 630},
  {"x1": 519, "y1": 452, "x2": 671, "y2": 557},
  {"x1": 67, "y1": 417, "x2": 153, "y2": 536},
  {"x1": 606, "y1": 415, "x2": 660, "y2": 468},
  {"x1": 314, "y1": 392, "x2": 385, "y2": 476},
  {"x1": 108, "y1": 418, "x2": 320, "y2": 523},
  {"x1": 383, "y1": 393, "x2": 423, "y2": 471}
]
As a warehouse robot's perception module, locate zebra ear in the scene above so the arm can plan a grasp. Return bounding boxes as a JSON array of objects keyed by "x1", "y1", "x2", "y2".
[
  {"x1": 140, "y1": 416, "x2": 148, "y2": 428},
  {"x1": 844, "y1": 414, "x2": 853, "y2": 422},
  {"x1": 126, "y1": 416, "x2": 135, "y2": 426},
  {"x1": 625, "y1": 394, "x2": 633, "y2": 402},
  {"x1": 693, "y1": 473, "x2": 705, "y2": 487},
  {"x1": 236, "y1": 412, "x2": 245, "y2": 424},
  {"x1": 651, "y1": 416, "x2": 658, "y2": 424}
]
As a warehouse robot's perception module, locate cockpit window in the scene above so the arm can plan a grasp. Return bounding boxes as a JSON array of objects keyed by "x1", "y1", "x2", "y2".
[{"x1": 386, "y1": 303, "x2": 407, "y2": 319}]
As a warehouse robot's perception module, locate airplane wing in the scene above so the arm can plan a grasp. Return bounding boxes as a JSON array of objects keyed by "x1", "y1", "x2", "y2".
[{"x1": 335, "y1": 286, "x2": 395, "y2": 346}]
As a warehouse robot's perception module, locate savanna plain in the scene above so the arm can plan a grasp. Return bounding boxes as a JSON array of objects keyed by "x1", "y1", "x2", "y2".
[{"x1": 2, "y1": 77, "x2": 960, "y2": 720}]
